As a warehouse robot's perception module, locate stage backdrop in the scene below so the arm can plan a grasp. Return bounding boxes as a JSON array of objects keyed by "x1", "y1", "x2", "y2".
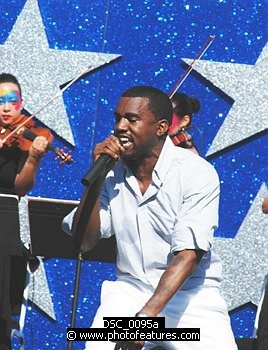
[{"x1": 0, "y1": 0, "x2": 267, "y2": 349}]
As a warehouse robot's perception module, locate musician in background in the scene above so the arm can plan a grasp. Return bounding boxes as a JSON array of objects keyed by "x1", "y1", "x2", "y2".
[
  {"x1": 0, "y1": 73, "x2": 48, "y2": 349},
  {"x1": 168, "y1": 92, "x2": 200, "y2": 154}
]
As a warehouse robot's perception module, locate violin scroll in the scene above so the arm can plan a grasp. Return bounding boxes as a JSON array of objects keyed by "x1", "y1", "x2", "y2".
[{"x1": 54, "y1": 146, "x2": 73, "y2": 165}]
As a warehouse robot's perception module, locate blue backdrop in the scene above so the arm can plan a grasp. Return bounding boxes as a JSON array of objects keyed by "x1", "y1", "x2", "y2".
[{"x1": 0, "y1": 0, "x2": 267, "y2": 349}]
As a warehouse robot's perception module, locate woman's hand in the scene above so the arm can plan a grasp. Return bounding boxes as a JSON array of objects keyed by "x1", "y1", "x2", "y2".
[{"x1": 28, "y1": 135, "x2": 49, "y2": 160}]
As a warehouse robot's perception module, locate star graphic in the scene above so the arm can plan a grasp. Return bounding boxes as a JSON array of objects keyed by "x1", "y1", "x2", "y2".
[
  {"x1": 213, "y1": 183, "x2": 268, "y2": 310},
  {"x1": 183, "y1": 43, "x2": 268, "y2": 157},
  {"x1": 0, "y1": 0, "x2": 121, "y2": 145},
  {"x1": 19, "y1": 197, "x2": 55, "y2": 320},
  {"x1": 182, "y1": 43, "x2": 268, "y2": 310},
  {"x1": 28, "y1": 258, "x2": 56, "y2": 320},
  {"x1": 5, "y1": 0, "x2": 121, "y2": 320}
]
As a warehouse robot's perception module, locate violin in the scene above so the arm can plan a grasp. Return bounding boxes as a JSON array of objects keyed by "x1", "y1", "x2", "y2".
[
  {"x1": 170, "y1": 128, "x2": 194, "y2": 148},
  {"x1": 0, "y1": 114, "x2": 73, "y2": 165}
]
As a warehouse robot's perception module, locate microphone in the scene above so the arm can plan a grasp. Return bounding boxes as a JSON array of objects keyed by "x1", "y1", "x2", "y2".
[
  {"x1": 81, "y1": 135, "x2": 123, "y2": 186},
  {"x1": 81, "y1": 154, "x2": 116, "y2": 186}
]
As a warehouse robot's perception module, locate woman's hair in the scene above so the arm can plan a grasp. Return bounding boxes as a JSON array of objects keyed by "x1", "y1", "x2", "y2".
[
  {"x1": 0, "y1": 73, "x2": 22, "y2": 96},
  {"x1": 171, "y1": 92, "x2": 200, "y2": 127}
]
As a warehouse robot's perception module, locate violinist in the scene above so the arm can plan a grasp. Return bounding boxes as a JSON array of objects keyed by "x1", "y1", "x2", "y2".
[
  {"x1": 0, "y1": 73, "x2": 48, "y2": 349},
  {"x1": 168, "y1": 92, "x2": 200, "y2": 154},
  {"x1": 0, "y1": 73, "x2": 49, "y2": 195}
]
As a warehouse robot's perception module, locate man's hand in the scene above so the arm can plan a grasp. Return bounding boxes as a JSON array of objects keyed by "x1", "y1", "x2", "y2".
[{"x1": 94, "y1": 135, "x2": 124, "y2": 162}]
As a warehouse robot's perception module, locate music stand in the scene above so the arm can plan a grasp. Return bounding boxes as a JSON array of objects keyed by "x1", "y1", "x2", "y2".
[
  {"x1": 0, "y1": 193, "x2": 21, "y2": 256},
  {"x1": 27, "y1": 197, "x2": 79, "y2": 259},
  {"x1": 0, "y1": 194, "x2": 28, "y2": 348},
  {"x1": 27, "y1": 196, "x2": 116, "y2": 350},
  {"x1": 27, "y1": 196, "x2": 116, "y2": 262}
]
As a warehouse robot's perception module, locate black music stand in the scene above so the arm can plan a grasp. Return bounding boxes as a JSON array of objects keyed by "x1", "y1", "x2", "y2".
[
  {"x1": 0, "y1": 194, "x2": 21, "y2": 256},
  {"x1": 27, "y1": 196, "x2": 116, "y2": 350},
  {"x1": 27, "y1": 196, "x2": 116, "y2": 262},
  {"x1": 0, "y1": 194, "x2": 27, "y2": 348}
]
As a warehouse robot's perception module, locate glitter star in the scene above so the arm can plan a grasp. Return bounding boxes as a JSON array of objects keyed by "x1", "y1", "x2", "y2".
[
  {"x1": 213, "y1": 183, "x2": 268, "y2": 310},
  {"x1": 28, "y1": 259, "x2": 56, "y2": 320},
  {"x1": 18, "y1": 197, "x2": 56, "y2": 320},
  {"x1": 183, "y1": 43, "x2": 268, "y2": 156},
  {"x1": 0, "y1": 0, "x2": 121, "y2": 145},
  {"x1": 9, "y1": 0, "x2": 121, "y2": 320},
  {"x1": 18, "y1": 198, "x2": 55, "y2": 319},
  {"x1": 182, "y1": 43, "x2": 268, "y2": 309}
]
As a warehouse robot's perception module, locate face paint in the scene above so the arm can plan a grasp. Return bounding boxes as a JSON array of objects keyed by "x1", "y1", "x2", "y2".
[{"x1": 0, "y1": 88, "x2": 22, "y2": 110}]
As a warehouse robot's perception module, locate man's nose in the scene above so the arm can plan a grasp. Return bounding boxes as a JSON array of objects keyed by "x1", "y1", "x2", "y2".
[{"x1": 116, "y1": 117, "x2": 128, "y2": 130}]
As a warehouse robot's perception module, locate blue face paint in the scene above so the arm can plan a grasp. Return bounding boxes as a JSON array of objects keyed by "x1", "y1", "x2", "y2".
[{"x1": 0, "y1": 89, "x2": 22, "y2": 110}]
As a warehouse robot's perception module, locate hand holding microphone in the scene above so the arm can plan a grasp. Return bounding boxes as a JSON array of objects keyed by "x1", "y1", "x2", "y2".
[{"x1": 81, "y1": 135, "x2": 124, "y2": 186}]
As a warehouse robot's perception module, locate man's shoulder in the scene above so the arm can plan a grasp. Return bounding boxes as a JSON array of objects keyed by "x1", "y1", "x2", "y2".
[
  {"x1": 174, "y1": 146, "x2": 213, "y2": 166},
  {"x1": 172, "y1": 147, "x2": 219, "y2": 182}
]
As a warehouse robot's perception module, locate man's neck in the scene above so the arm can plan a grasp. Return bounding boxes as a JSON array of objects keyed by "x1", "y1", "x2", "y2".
[{"x1": 127, "y1": 140, "x2": 165, "y2": 194}]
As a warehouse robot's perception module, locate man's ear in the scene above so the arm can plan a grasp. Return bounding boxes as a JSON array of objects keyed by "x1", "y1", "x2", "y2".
[{"x1": 156, "y1": 119, "x2": 169, "y2": 137}]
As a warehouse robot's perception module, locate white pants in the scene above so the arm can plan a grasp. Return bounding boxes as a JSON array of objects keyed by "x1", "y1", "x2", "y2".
[{"x1": 84, "y1": 280, "x2": 237, "y2": 350}]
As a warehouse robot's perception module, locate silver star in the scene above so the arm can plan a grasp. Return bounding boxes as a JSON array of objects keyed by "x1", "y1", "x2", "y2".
[
  {"x1": 183, "y1": 42, "x2": 268, "y2": 157},
  {"x1": 182, "y1": 45, "x2": 268, "y2": 309},
  {"x1": 0, "y1": 0, "x2": 121, "y2": 145},
  {"x1": 213, "y1": 183, "x2": 268, "y2": 310},
  {"x1": 19, "y1": 197, "x2": 55, "y2": 320},
  {"x1": 28, "y1": 259, "x2": 56, "y2": 320},
  {"x1": 5, "y1": 0, "x2": 121, "y2": 320}
]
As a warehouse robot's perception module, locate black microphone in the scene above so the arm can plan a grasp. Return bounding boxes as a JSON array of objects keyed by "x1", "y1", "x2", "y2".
[{"x1": 81, "y1": 154, "x2": 116, "y2": 187}]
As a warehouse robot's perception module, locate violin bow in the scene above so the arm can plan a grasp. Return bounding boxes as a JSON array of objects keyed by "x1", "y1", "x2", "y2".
[
  {"x1": 2, "y1": 65, "x2": 94, "y2": 144},
  {"x1": 169, "y1": 35, "x2": 215, "y2": 98}
]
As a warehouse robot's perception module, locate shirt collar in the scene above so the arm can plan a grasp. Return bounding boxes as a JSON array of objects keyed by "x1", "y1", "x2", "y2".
[
  {"x1": 121, "y1": 136, "x2": 177, "y2": 187},
  {"x1": 153, "y1": 136, "x2": 177, "y2": 187}
]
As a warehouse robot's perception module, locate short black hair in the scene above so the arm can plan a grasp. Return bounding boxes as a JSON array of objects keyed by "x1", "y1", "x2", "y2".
[
  {"x1": 0, "y1": 73, "x2": 22, "y2": 96},
  {"x1": 121, "y1": 86, "x2": 173, "y2": 125}
]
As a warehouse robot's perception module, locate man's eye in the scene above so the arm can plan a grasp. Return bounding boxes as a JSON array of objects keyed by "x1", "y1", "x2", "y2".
[{"x1": 128, "y1": 118, "x2": 138, "y2": 123}]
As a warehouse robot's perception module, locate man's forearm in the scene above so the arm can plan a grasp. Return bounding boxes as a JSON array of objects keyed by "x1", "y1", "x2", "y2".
[
  {"x1": 140, "y1": 249, "x2": 203, "y2": 317},
  {"x1": 72, "y1": 176, "x2": 105, "y2": 252}
]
